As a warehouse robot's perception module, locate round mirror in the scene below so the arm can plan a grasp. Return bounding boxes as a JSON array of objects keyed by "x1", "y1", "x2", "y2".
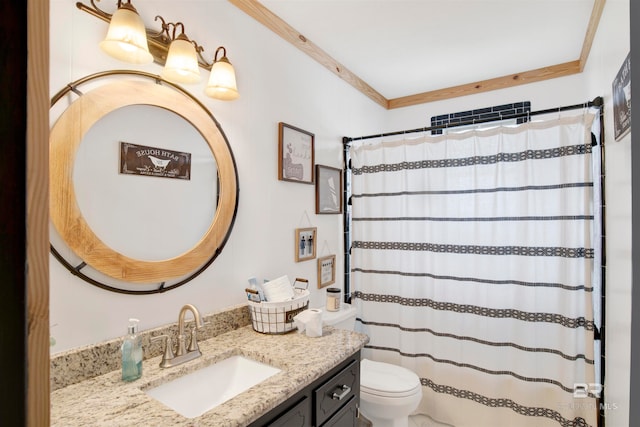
[
  {"x1": 49, "y1": 71, "x2": 238, "y2": 292},
  {"x1": 74, "y1": 104, "x2": 218, "y2": 261}
]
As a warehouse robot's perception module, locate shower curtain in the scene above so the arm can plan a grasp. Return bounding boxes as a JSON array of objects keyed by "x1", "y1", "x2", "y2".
[{"x1": 349, "y1": 112, "x2": 601, "y2": 427}]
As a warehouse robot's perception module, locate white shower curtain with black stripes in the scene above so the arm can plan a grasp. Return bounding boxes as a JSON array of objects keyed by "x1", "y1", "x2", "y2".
[{"x1": 349, "y1": 112, "x2": 601, "y2": 427}]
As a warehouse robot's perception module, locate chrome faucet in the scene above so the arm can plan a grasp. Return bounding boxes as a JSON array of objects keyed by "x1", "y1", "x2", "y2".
[{"x1": 151, "y1": 303, "x2": 204, "y2": 368}]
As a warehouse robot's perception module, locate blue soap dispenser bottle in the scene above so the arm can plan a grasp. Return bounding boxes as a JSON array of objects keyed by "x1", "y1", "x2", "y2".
[{"x1": 121, "y1": 318, "x2": 142, "y2": 382}]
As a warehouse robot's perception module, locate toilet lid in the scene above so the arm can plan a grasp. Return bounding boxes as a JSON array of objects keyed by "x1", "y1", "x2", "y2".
[{"x1": 360, "y1": 358, "x2": 421, "y2": 398}]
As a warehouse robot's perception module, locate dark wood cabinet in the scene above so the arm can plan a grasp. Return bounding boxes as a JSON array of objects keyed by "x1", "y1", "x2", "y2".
[
  {"x1": 248, "y1": 351, "x2": 361, "y2": 427},
  {"x1": 314, "y1": 358, "x2": 359, "y2": 425},
  {"x1": 268, "y1": 396, "x2": 312, "y2": 427},
  {"x1": 322, "y1": 396, "x2": 357, "y2": 427}
]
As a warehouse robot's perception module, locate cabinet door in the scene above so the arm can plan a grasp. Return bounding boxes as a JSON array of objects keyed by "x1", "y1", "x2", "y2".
[
  {"x1": 314, "y1": 359, "x2": 359, "y2": 426},
  {"x1": 320, "y1": 396, "x2": 357, "y2": 427},
  {"x1": 268, "y1": 396, "x2": 311, "y2": 427}
]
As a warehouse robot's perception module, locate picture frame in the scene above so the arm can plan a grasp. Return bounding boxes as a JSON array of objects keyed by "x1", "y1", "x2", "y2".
[
  {"x1": 315, "y1": 165, "x2": 343, "y2": 214},
  {"x1": 295, "y1": 227, "x2": 317, "y2": 262},
  {"x1": 612, "y1": 51, "x2": 631, "y2": 141},
  {"x1": 278, "y1": 122, "x2": 315, "y2": 184},
  {"x1": 317, "y1": 255, "x2": 336, "y2": 288}
]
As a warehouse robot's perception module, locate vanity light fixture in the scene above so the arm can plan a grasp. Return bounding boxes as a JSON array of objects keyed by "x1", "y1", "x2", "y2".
[
  {"x1": 99, "y1": 0, "x2": 153, "y2": 64},
  {"x1": 157, "y1": 18, "x2": 201, "y2": 84},
  {"x1": 205, "y1": 47, "x2": 239, "y2": 101},
  {"x1": 77, "y1": 0, "x2": 240, "y2": 100}
]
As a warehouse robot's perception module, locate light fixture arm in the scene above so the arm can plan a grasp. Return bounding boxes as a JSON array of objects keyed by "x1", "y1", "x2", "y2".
[
  {"x1": 76, "y1": 0, "x2": 215, "y2": 70},
  {"x1": 155, "y1": 17, "x2": 184, "y2": 42},
  {"x1": 214, "y1": 46, "x2": 228, "y2": 62},
  {"x1": 153, "y1": 17, "x2": 208, "y2": 67}
]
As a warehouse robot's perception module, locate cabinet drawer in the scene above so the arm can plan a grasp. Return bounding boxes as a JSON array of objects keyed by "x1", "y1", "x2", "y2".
[
  {"x1": 320, "y1": 395, "x2": 357, "y2": 427},
  {"x1": 314, "y1": 358, "x2": 360, "y2": 426}
]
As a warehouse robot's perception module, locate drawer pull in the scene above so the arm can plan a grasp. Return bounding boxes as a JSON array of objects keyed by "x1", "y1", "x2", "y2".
[{"x1": 331, "y1": 385, "x2": 351, "y2": 401}]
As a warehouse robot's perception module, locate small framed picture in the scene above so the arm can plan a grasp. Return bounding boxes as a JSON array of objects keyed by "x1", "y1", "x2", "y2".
[
  {"x1": 278, "y1": 122, "x2": 315, "y2": 184},
  {"x1": 317, "y1": 255, "x2": 336, "y2": 288},
  {"x1": 612, "y1": 52, "x2": 631, "y2": 141},
  {"x1": 315, "y1": 165, "x2": 342, "y2": 214},
  {"x1": 295, "y1": 227, "x2": 317, "y2": 262}
]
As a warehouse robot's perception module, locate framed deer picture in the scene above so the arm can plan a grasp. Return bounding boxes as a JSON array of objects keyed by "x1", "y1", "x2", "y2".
[{"x1": 278, "y1": 122, "x2": 315, "y2": 184}]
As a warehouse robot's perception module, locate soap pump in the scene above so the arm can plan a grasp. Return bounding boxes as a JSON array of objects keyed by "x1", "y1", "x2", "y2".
[{"x1": 121, "y1": 318, "x2": 143, "y2": 382}]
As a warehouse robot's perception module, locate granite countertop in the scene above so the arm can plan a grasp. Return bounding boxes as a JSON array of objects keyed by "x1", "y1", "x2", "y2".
[{"x1": 51, "y1": 325, "x2": 369, "y2": 426}]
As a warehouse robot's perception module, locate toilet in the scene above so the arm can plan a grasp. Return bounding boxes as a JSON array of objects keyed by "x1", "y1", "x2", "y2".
[{"x1": 320, "y1": 304, "x2": 423, "y2": 427}]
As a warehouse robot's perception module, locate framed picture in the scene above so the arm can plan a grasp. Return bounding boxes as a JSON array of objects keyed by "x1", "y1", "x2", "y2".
[
  {"x1": 316, "y1": 165, "x2": 342, "y2": 214},
  {"x1": 278, "y1": 122, "x2": 315, "y2": 184},
  {"x1": 295, "y1": 227, "x2": 317, "y2": 262},
  {"x1": 317, "y1": 255, "x2": 336, "y2": 288},
  {"x1": 612, "y1": 52, "x2": 631, "y2": 141}
]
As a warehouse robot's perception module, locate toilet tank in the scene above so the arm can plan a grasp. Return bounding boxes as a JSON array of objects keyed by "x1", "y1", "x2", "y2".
[{"x1": 321, "y1": 303, "x2": 357, "y2": 330}]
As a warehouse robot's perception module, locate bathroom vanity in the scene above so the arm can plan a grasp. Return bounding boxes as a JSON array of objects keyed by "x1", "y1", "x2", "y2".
[
  {"x1": 249, "y1": 350, "x2": 360, "y2": 426},
  {"x1": 51, "y1": 321, "x2": 368, "y2": 426}
]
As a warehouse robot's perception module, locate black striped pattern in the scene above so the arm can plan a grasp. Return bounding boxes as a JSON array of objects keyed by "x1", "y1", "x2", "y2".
[
  {"x1": 353, "y1": 241, "x2": 594, "y2": 259},
  {"x1": 353, "y1": 215, "x2": 593, "y2": 222},
  {"x1": 349, "y1": 115, "x2": 598, "y2": 427},
  {"x1": 352, "y1": 144, "x2": 592, "y2": 175},
  {"x1": 421, "y1": 377, "x2": 591, "y2": 427},
  {"x1": 355, "y1": 291, "x2": 595, "y2": 330},
  {"x1": 351, "y1": 182, "x2": 593, "y2": 198},
  {"x1": 351, "y1": 268, "x2": 593, "y2": 292},
  {"x1": 366, "y1": 344, "x2": 580, "y2": 394},
  {"x1": 358, "y1": 319, "x2": 594, "y2": 364}
]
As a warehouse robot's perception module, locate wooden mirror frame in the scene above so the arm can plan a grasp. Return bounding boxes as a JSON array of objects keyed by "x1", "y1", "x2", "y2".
[{"x1": 50, "y1": 71, "x2": 238, "y2": 290}]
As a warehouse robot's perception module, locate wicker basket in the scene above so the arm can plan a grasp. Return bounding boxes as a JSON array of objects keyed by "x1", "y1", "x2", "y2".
[{"x1": 248, "y1": 288, "x2": 310, "y2": 334}]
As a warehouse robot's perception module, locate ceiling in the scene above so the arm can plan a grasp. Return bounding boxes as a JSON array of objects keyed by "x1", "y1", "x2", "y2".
[{"x1": 231, "y1": 0, "x2": 604, "y2": 109}]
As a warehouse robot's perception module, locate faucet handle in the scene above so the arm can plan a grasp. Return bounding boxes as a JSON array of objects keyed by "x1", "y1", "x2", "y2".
[
  {"x1": 187, "y1": 327, "x2": 201, "y2": 353},
  {"x1": 151, "y1": 335, "x2": 175, "y2": 368}
]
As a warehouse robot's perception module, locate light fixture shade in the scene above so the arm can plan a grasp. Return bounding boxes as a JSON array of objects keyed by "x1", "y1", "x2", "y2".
[
  {"x1": 99, "y1": 3, "x2": 153, "y2": 64},
  {"x1": 205, "y1": 49, "x2": 239, "y2": 100},
  {"x1": 161, "y1": 35, "x2": 201, "y2": 84}
]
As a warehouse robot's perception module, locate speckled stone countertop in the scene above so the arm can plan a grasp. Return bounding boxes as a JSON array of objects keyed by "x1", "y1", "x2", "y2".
[
  {"x1": 51, "y1": 304, "x2": 252, "y2": 391},
  {"x1": 51, "y1": 325, "x2": 369, "y2": 426}
]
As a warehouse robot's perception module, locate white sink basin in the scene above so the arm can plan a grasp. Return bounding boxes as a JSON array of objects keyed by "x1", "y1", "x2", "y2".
[{"x1": 144, "y1": 355, "x2": 281, "y2": 418}]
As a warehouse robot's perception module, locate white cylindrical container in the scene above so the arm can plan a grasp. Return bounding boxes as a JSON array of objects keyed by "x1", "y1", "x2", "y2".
[{"x1": 326, "y1": 287, "x2": 341, "y2": 312}]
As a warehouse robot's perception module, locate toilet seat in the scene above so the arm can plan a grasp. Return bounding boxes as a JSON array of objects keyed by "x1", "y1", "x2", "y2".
[
  {"x1": 361, "y1": 383, "x2": 422, "y2": 399},
  {"x1": 360, "y1": 358, "x2": 422, "y2": 398}
]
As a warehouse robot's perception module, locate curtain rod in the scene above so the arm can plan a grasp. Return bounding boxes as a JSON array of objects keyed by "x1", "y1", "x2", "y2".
[{"x1": 345, "y1": 96, "x2": 604, "y2": 144}]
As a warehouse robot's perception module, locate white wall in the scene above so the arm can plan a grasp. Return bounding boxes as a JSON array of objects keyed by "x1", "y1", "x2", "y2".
[
  {"x1": 583, "y1": 1, "x2": 631, "y2": 425},
  {"x1": 49, "y1": 0, "x2": 387, "y2": 352},
  {"x1": 50, "y1": 2, "x2": 632, "y2": 422}
]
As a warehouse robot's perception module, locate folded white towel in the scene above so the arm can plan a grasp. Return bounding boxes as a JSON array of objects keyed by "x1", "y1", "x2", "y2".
[{"x1": 262, "y1": 275, "x2": 295, "y2": 302}]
